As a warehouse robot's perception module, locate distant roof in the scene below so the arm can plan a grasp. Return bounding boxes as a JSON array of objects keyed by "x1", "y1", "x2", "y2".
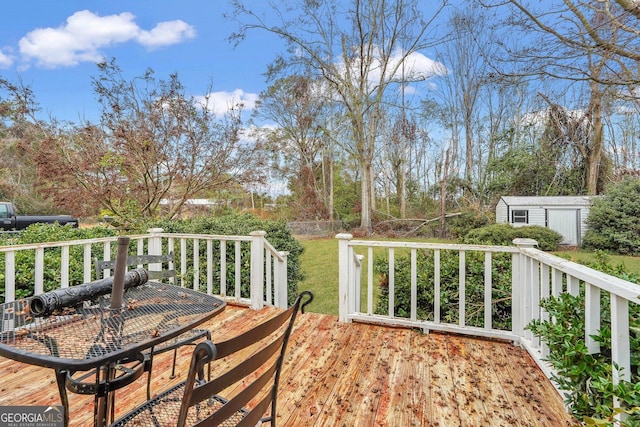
[{"x1": 499, "y1": 196, "x2": 598, "y2": 207}]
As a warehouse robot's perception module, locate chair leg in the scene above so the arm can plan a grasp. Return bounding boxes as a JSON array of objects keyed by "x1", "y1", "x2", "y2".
[
  {"x1": 145, "y1": 353, "x2": 154, "y2": 401},
  {"x1": 169, "y1": 348, "x2": 178, "y2": 379}
]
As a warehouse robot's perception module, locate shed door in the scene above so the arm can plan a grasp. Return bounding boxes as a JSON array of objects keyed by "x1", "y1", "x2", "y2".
[{"x1": 547, "y1": 209, "x2": 579, "y2": 245}]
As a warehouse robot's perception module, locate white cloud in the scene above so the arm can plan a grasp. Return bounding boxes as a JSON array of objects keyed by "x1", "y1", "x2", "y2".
[
  {"x1": 0, "y1": 49, "x2": 13, "y2": 68},
  {"x1": 136, "y1": 20, "x2": 196, "y2": 49},
  {"x1": 194, "y1": 89, "x2": 259, "y2": 117},
  {"x1": 18, "y1": 10, "x2": 195, "y2": 68}
]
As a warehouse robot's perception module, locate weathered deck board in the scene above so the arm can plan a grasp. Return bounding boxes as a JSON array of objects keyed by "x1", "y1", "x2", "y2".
[{"x1": 0, "y1": 305, "x2": 579, "y2": 426}]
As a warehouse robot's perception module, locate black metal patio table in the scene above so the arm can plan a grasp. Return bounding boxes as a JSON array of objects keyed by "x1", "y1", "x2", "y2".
[{"x1": 0, "y1": 281, "x2": 226, "y2": 427}]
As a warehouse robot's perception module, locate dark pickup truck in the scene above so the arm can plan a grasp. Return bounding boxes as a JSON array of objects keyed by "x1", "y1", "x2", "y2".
[{"x1": 0, "y1": 202, "x2": 79, "y2": 231}]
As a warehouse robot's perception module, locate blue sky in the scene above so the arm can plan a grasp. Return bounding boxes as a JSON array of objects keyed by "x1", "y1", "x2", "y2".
[{"x1": 0, "y1": 1, "x2": 285, "y2": 122}]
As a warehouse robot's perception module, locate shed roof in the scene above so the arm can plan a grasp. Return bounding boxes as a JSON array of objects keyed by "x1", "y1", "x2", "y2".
[{"x1": 500, "y1": 195, "x2": 597, "y2": 207}]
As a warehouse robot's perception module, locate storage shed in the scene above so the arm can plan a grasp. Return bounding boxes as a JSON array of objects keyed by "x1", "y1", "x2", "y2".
[{"x1": 496, "y1": 196, "x2": 597, "y2": 246}]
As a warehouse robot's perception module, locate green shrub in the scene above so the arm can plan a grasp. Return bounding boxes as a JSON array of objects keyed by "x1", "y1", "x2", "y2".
[
  {"x1": 446, "y1": 210, "x2": 494, "y2": 239},
  {"x1": 528, "y1": 252, "x2": 640, "y2": 425},
  {"x1": 463, "y1": 223, "x2": 563, "y2": 251},
  {"x1": 583, "y1": 178, "x2": 640, "y2": 254},
  {"x1": 144, "y1": 213, "x2": 302, "y2": 304},
  {"x1": 373, "y1": 248, "x2": 513, "y2": 330}
]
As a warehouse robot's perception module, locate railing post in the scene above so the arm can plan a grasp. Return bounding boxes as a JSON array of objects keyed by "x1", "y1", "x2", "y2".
[
  {"x1": 250, "y1": 231, "x2": 266, "y2": 310},
  {"x1": 336, "y1": 233, "x2": 353, "y2": 323},
  {"x1": 147, "y1": 228, "x2": 164, "y2": 276},
  {"x1": 275, "y1": 251, "x2": 289, "y2": 308},
  {"x1": 513, "y1": 238, "x2": 538, "y2": 342}
]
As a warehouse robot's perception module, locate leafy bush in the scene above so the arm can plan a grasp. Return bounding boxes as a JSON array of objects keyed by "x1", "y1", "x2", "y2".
[
  {"x1": 583, "y1": 178, "x2": 640, "y2": 254},
  {"x1": 373, "y1": 248, "x2": 513, "y2": 330},
  {"x1": 446, "y1": 210, "x2": 493, "y2": 240},
  {"x1": 463, "y1": 223, "x2": 563, "y2": 251},
  {"x1": 145, "y1": 213, "x2": 303, "y2": 304},
  {"x1": 527, "y1": 252, "x2": 640, "y2": 425}
]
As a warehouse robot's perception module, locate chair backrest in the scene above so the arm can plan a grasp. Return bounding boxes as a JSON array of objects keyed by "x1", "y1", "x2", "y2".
[
  {"x1": 178, "y1": 291, "x2": 313, "y2": 427},
  {"x1": 94, "y1": 252, "x2": 176, "y2": 282}
]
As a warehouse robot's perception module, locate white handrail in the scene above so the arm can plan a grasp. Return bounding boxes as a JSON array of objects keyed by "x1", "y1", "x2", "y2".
[
  {"x1": 0, "y1": 229, "x2": 290, "y2": 309},
  {"x1": 336, "y1": 233, "x2": 640, "y2": 399}
]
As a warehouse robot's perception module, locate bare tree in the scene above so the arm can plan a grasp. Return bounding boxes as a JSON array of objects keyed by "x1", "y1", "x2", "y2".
[
  {"x1": 30, "y1": 60, "x2": 266, "y2": 224},
  {"x1": 441, "y1": 10, "x2": 488, "y2": 200},
  {"x1": 228, "y1": 0, "x2": 447, "y2": 230},
  {"x1": 480, "y1": 0, "x2": 640, "y2": 194},
  {"x1": 253, "y1": 75, "x2": 329, "y2": 219},
  {"x1": 0, "y1": 78, "x2": 58, "y2": 213}
]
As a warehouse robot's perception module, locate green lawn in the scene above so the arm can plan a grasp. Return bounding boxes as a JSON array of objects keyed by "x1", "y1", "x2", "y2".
[
  {"x1": 297, "y1": 236, "x2": 431, "y2": 315},
  {"x1": 298, "y1": 237, "x2": 340, "y2": 315},
  {"x1": 297, "y1": 237, "x2": 640, "y2": 316},
  {"x1": 552, "y1": 248, "x2": 640, "y2": 275}
]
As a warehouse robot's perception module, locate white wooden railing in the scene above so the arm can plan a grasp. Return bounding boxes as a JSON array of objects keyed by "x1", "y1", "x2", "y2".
[
  {"x1": 337, "y1": 233, "x2": 640, "y2": 403},
  {"x1": 0, "y1": 229, "x2": 289, "y2": 309}
]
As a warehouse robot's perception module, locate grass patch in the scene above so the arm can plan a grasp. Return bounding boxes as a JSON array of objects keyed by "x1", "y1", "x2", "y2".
[
  {"x1": 298, "y1": 237, "x2": 340, "y2": 315},
  {"x1": 553, "y1": 249, "x2": 640, "y2": 275}
]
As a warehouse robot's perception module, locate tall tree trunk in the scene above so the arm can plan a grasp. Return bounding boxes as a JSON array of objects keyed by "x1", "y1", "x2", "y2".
[
  {"x1": 586, "y1": 82, "x2": 604, "y2": 195},
  {"x1": 439, "y1": 148, "x2": 451, "y2": 238},
  {"x1": 327, "y1": 155, "x2": 334, "y2": 221},
  {"x1": 361, "y1": 161, "x2": 372, "y2": 230}
]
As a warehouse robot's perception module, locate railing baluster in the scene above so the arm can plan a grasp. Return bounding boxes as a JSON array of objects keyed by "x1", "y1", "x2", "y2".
[
  {"x1": 484, "y1": 252, "x2": 492, "y2": 331},
  {"x1": 511, "y1": 250, "x2": 520, "y2": 336},
  {"x1": 180, "y1": 238, "x2": 187, "y2": 288},
  {"x1": 523, "y1": 255, "x2": 533, "y2": 341},
  {"x1": 34, "y1": 248, "x2": 44, "y2": 296},
  {"x1": 83, "y1": 243, "x2": 92, "y2": 283},
  {"x1": 434, "y1": 249, "x2": 441, "y2": 324},
  {"x1": 459, "y1": 250, "x2": 465, "y2": 327},
  {"x1": 540, "y1": 264, "x2": 550, "y2": 357},
  {"x1": 347, "y1": 244, "x2": 356, "y2": 315},
  {"x1": 367, "y1": 246, "x2": 373, "y2": 315},
  {"x1": 207, "y1": 239, "x2": 213, "y2": 295},
  {"x1": 567, "y1": 275, "x2": 580, "y2": 296},
  {"x1": 193, "y1": 238, "x2": 200, "y2": 292},
  {"x1": 60, "y1": 245, "x2": 70, "y2": 289},
  {"x1": 4, "y1": 250, "x2": 15, "y2": 302},
  {"x1": 234, "y1": 241, "x2": 241, "y2": 299},
  {"x1": 530, "y1": 259, "x2": 540, "y2": 349},
  {"x1": 388, "y1": 247, "x2": 395, "y2": 318},
  {"x1": 411, "y1": 248, "x2": 417, "y2": 322},
  {"x1": 551, "y1": 268, "x2": 562, "y2": 298},
  {"x1": 103, "y1": 242, "x2": 111, "y2": 278},
  {"x1": 220, "y1": 240, "x2": 227, "y2": 297},
  {"x1": 585, "y1": 283, "x2": 601, "y2": 354},
  {"x1": 167, "y1": 238, "x2": 175, "y2": 285}
]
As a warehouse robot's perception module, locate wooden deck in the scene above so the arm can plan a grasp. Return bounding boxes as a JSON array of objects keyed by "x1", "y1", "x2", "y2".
[{"x1": 0, "y1": 304, "x2": 579, "y2": 426}]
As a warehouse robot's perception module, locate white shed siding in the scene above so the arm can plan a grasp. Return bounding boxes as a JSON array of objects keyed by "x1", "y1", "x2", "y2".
[
  {"x1": 496, "y1": 196, "x2": 597, "y2": 245},
  {"x1": 525, "y1": 208, "x2": 546, "y2": 228},
  {"x1": 496, "y1": 199, "x2": 508, "y2": 224}
]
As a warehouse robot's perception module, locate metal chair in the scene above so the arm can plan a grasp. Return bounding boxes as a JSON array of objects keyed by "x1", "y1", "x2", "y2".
[
  {"x1": 94, "y1": 252, "x2": 211, "y2": 396},
  {"x1": 109, "y1": 291, "x2": 313, "y2": 427}
]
